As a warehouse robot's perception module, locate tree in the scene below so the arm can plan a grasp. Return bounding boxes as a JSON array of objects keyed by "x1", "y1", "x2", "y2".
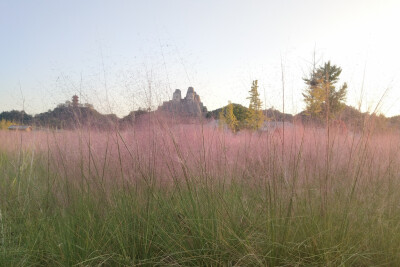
[
  {"x1": 246, "y1": 80, "x2": 264, "y2": 130},
  {"x1": 303, "y1": 61, "x2": 347, "y2": 121},
  {"x1": 219, "y1": 101, "x2": 239, "y2": 132},
  {"x1": 0, "y1": 119, "x2": 13, "y2": 130},
  {"x1": 0, "y1": 110, "x2": 33, "y2": 125}
]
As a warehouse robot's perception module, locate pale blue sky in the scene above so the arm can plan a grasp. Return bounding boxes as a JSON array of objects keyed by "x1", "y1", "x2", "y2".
[{"x1": 1, "y1": 0, "x2": 400, "y2": 116}]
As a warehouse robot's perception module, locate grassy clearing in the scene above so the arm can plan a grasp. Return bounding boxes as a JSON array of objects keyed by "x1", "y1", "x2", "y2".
[{"x1": 1, "y1": 121, "x2": 400, "y2": 266}]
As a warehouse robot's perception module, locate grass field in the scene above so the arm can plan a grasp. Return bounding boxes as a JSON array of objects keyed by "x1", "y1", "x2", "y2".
[{"x1": 1, "y1": 118, "x2": 400, "y2": 266}]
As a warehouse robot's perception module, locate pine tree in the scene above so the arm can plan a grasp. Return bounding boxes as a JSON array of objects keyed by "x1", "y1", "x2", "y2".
[
  {"x1": 246, "y1": 80, "x2": 264, "y2": 130},
  {"x1": 303, "y1": 61, "x2": 347, "y2": 121}
]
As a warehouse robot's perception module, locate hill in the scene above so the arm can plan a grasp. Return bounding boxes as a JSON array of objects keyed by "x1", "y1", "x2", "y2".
[
  {"x1": 0, "y1": 110, "x2": 33, "y2": 125},
  {"x1": 207, "y1": 103, "x2": 293, "y2": 122},
  {"x1": 0, "y1": 97, "x2": 149, "y2": 130}
]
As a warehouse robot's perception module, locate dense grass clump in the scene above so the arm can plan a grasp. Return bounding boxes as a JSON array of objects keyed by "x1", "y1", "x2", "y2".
[{"x1": 1, "y1": 120, "x2": 400, "y2": 266}]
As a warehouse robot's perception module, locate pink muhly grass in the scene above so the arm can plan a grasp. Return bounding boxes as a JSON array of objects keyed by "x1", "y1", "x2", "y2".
[{"x1": 1, "y1": 118, "x2": 399, "y2": 192}]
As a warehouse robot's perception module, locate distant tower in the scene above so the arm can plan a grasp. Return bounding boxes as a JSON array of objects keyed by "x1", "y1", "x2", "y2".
[
  {"x1": 172, "y1": 89, "x2": 182, "y2": 102},
  {"x1": 186, "y1": 87, "x2": 195, "y2": 101},
  {"x1": 72, "y1": 95, "x2": 79, "y2": 108}
]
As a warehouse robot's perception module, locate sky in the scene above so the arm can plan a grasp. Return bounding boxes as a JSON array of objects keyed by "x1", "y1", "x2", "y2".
[{"x1": 1, "y1": 0, "x2": 400, "y2": 117}]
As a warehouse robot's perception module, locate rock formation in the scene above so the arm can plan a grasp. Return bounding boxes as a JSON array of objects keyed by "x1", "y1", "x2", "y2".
[{"x1": 158, "y1": 87, "x2": 207, "y2": 117}]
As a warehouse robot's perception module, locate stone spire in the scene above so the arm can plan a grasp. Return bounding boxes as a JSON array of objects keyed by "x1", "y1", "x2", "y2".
[
  {"x1": 158, "y1": 86, "x2": 207, "y2": 117},
  {"x1": 173, "y1": 89, "x2": 181, "y2": 102},
  {"x1": 185, "y1": 87, "x2": 195, "y2": 101}
]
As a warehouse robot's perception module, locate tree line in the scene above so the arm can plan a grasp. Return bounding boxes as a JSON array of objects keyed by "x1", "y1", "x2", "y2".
[{"x1": 218, "y1": 61, "x2": 349, "y2": 131}]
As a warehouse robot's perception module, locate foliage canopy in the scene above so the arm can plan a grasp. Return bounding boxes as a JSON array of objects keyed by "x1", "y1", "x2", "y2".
[
  {"x1": 303, "y1": 61, "x2": 347, "y2": 121},
  {"x1": 219, "y1": 101, "x2": 239, "y2": 132}
]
